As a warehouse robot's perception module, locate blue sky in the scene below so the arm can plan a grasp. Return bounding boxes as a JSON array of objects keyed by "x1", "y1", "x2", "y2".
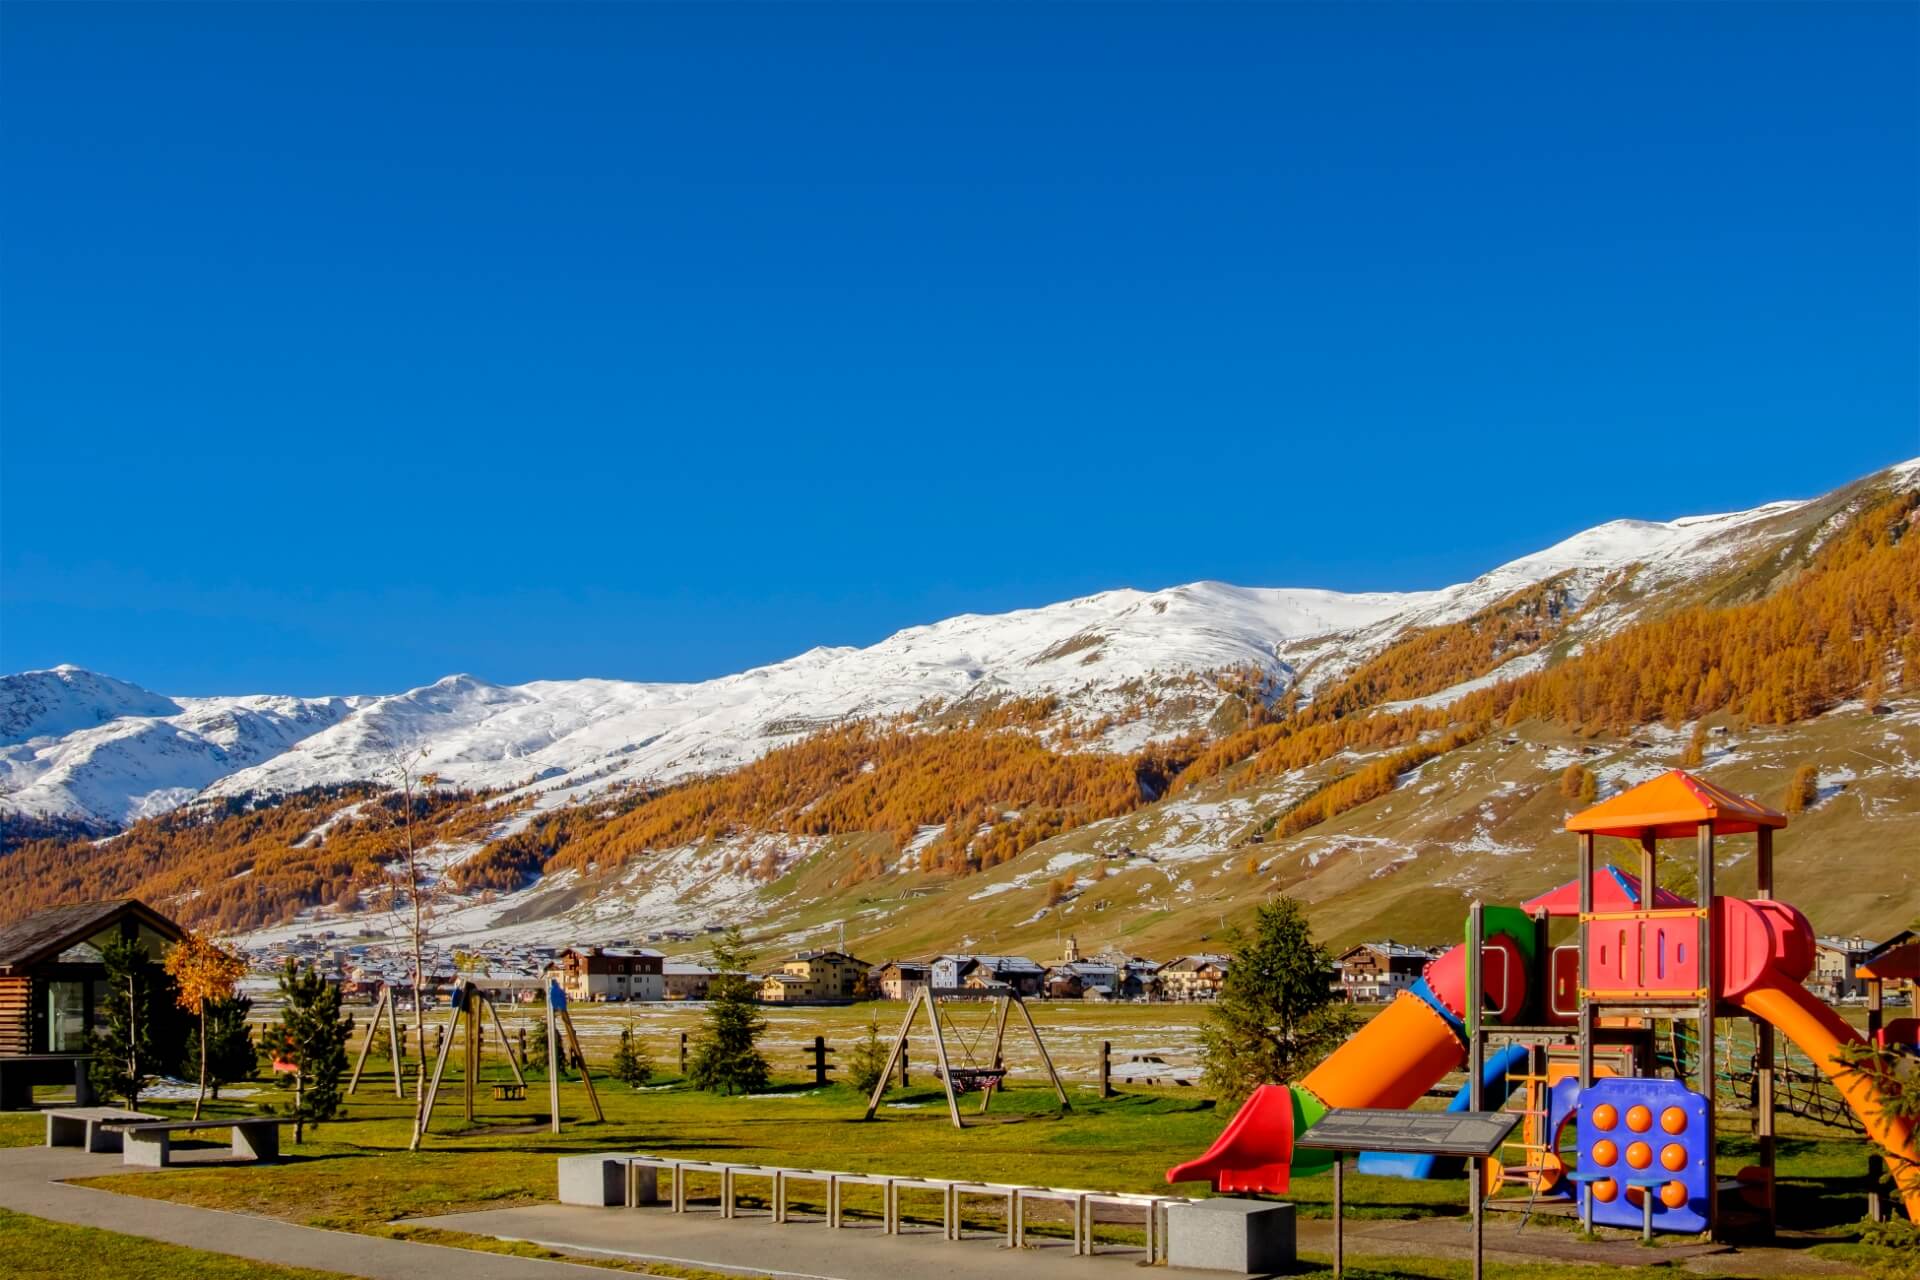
[{"x1": 3, "y1": 3, "x2": 1914, "y2": 696}]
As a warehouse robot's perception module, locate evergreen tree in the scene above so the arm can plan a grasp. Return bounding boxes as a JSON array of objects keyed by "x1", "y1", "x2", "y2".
[
  {"x1": 1200, "y1": 897, "x2": 1356, "y2": 1108},
  {"x1": 273, "y1": 960, "x2": 353, "y2": 1141},
  {"x1": 687, "y1": 928, "x2": 769, "y2": 1095},
  {"x1": 88, "y1": 934, "x2": 174, "y2": 1108},
  {"x1": 610, "y1": 1027, "x2": 653, "y2": 1088},
  {"x1": 846, "y1": 1019, "x2": 890, "y2": 1096},
  {"x1": 188, "y1": 995, "x2": 256, "y2": 1100}
]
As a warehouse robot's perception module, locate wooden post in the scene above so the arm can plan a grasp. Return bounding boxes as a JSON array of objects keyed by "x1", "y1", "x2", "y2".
[
  {"x1": 348, "y1": 986, "x2": 387, "y2": 1096},
  {"x1": 899, "y1": 1044, "x2": 909, "y2": 1087},
  {"x1": 416, "y1": 982, "x2": 467, "y2": 1140},
  {"x1": 385, "y1": 989, "x2": 405, "y2": 1098},
  {"x1": 811, "y1": 1034, "x2": 832, "y2": 1087},
  {"x1": 987, "y1": 995, "x2": 1011, "y2": 1070},
  {"x1": 464, "y1": 987, "x2": 478, "y2": 1122},
  {"x1": 678, "y1": 1030, "x2": 688, "y2": 1076},
  {"x1": 558, "y1": 1005, "x2": 603, "y2": 1122},
  {"x1": 546, "y1": 987, "x2": 562, "y2": 1135},
  {"x1": 863, "y1": 988, "x2": 924, "y2": 1120},
  {"x1": 1639, "y1": 832, "x2": 1657, "y2": 903},
  {"x1": 1012, "y1": 994, "x2": 1070, "y2": 1109},
  {"x1": 1099, "y1": 1040, "x2": 1113, "y2": 1098},
  {"x1": 924, "y1": 991, "x2": 966, "y2": 1129}
]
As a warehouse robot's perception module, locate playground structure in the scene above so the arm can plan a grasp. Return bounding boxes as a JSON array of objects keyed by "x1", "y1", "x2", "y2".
[
  {"x1": 1167, "y1": 769, "x2": 1920, "y2": 1236},
  {"x1": 863, "y1": 985, "x2": 1070, "y2": 1128},
  {"x1": 348, "y1": 978, "x2": 605, "y2": 1138}
]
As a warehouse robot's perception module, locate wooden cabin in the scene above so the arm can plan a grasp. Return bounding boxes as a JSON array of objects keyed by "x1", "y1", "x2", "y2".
[{"x1": 0, "y1": 898, "x2": 185, "y2": 1106}]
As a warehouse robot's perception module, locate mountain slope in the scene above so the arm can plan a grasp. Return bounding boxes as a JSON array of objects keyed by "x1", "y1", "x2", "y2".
[{"x1": 11, "y1": 463, "x2": 1904, "y2": 830}]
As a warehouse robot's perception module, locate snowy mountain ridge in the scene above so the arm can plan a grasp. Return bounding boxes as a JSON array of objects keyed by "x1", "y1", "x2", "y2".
[{"x1": 4, "y1": 461, "x2": 1911, "y2": 829}]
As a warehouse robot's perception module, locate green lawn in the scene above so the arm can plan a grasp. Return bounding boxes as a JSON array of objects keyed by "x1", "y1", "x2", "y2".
[
  {"x1": 29, "y1": 998, "x2": 1913, "y2": 1279},
  {"x1": 0, "y1": 1207, "x2": 350, "y2": 1280}
]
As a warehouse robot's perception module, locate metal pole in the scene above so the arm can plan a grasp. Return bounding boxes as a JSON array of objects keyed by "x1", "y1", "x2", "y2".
[
  {"x1": 1578, "y1": 833, "x2": 1595, "y2": 1090},
  {"x1": 1697, "y1": 820, "x2": 1717, "y2": 1239},
  {"x1": 1332, "y1": 1153, "x2": 1344, "y2": 1279}
]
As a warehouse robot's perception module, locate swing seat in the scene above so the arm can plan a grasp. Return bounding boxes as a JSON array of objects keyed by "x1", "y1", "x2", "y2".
[{"x1": 936, "y1": 1066, "x2": 1008, "y2": 1094}]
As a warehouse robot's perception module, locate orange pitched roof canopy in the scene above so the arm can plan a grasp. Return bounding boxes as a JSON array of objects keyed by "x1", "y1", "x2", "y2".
[
  {"x1": 1858, "y1": 939, "x2": 1920, "y2": 983},
  {"x1": 1565, "y1": 769, "x2": 1787, "y2": 841}
]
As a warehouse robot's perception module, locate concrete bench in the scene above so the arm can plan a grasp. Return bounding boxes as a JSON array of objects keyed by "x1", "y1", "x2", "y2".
[
  {"x1": 100, "y1": 1118, "x2": 283, "y2": 1167},
  {"x1": 45, "y1": 1107, "x2": 161, "y2": 1153},
  {"x1": 0, "y1": 1054, "x2": 94, "y2": 1110}
]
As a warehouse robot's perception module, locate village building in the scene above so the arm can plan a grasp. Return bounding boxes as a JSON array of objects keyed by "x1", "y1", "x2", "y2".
[
  {"x1": 872, "y1": 960, "x2": 930, "y2": 1001},
  {"x1": 1156, "y1": 953, "x2": 1231, "y2": 1001},
  {"x1": 1811, "y1": 935, "x2": 1878, "y2": 1002},
  {"x1": 945, "y1": 955, "x2": 1046, "y2": 998},
  {"x1": 757, "y1": 950, "x2": 868, "y2": 1003},
  {"x1": 1334, "y1": 940, "x2": 1438, "y2": 1002},
  {"x1": 558, "y1": 946, "x2": 664, "y2": 1002},
  {"x1": 1044, "y1": 960, "x2": 1121, "y2": 1000},
  {"x1": 663, "y1": 962, "x2": 717, "y2": 1000},
  {"x1": 0, "y1": 898, "x2": 186, "y2": 1107}
]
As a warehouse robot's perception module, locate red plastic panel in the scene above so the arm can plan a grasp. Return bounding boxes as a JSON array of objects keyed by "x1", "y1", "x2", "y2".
[{"x1": 1586, "y1": 911, "x2": 1703, "y2": 997}]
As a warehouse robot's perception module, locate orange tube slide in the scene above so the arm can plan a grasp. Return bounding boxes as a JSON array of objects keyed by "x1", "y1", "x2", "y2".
[
  {"x1": 1740, "y1": 977, "x2": 1920, "y2": 1224},
  {"x1": 1300, "y1": 990, "x2": 1466, "y2": 1110}
]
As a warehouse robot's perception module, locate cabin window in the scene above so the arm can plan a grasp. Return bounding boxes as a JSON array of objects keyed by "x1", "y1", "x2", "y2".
[{"x1": 46, "y1": 980, "x2": 88, "y2": 1052}]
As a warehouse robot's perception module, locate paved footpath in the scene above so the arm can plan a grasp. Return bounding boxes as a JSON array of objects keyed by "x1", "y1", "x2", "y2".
[{"x1": 0, "y1": 1145, "x2": 620, "y2": 1280}]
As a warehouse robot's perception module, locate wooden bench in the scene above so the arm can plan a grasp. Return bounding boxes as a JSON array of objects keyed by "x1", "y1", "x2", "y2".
[
  {"x1": 45, "y1": 1107, "x2": 162, "y2": 1153},
  {"x1": 100, "y1": 1118, "x2": 284, "y2": 1167},
  {"x1": 490, "y1": 1082, "x2": 526, "y2": 1102}
]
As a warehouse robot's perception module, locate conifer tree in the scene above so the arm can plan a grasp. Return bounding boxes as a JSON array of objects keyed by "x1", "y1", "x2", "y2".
[
  {"x1": 273, "y1": 960, "x2": 353, "y2": 1141},
  {"x1": 687, "y1": 928, "x2": 769, "y2": 1095},
  {"x1": 611, "y1": 1027, "x2": 653, "y2": 1088},
  {"x1": 88, "y1": 934, "x2": 171, "y2": 1108},
  {"x1": 1200, "y1": 897, "x2": 1356, "y2": 1108},
  {"x1": 847, "y1": 1019, "x2": 890, "y2": 1095}
]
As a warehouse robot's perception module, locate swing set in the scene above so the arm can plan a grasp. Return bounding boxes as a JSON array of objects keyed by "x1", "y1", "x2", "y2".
[
  {"x1": 863, "y1": 985, "x2": 1069, "y2": 1129},
  {"x1": 347, "y1": 979, "x2": 603, "y2": 1139}
]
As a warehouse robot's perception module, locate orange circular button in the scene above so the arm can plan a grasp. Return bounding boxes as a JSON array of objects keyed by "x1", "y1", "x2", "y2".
[
  {"x1": 1625, "y1": 1184, "x2": 1646, "y2": 1208},
  {"x1": 1626, "y1": 1141, "x2": 1652, "y2": 1170},
  {"x1": 1591, "y1": 1104, "x2": 1618, "y2": 1131},
  {"x1": 1660, "y1": 1106, "x2": 1688, "y2": 1134},
  {"x1": 1592, "y1": 1139, "x2": 1618, "y2": 1167},
  {"x1": 1661, "y1": 1180, "x2": 1689, "y2": 1209},
  {"x1": 1593, "y1": 1178, "x2": 1619, "y2": 1203},
  {"x1": 1626, "y1": 1105, "x2": 1652, "y2": 1133},
  {"x1": 1660, "y1": 1143, "x2": 1688, "y2": 1172}
]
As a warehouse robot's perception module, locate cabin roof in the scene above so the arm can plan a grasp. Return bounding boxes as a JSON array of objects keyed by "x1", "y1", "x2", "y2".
[{"x1": 0, "y1": 898, "x2": 184, "y2": 972}]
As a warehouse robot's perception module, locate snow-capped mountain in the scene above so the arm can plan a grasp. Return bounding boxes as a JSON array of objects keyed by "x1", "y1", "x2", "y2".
[{"x1": 5, "y1": 461, "x2": 1912, "y2": 829}]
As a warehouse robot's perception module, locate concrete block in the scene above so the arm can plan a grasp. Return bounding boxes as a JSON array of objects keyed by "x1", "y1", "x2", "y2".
[
  {"x1": 557, "y1": 1154, "x2": 637, "y2": 1206},
  {"x1": 121, "y1": 1130, "x2": 170, "y2": 1168},
  {"x1": 1165, "y1": 1197, "x2": 1295, "y2": 1274}
]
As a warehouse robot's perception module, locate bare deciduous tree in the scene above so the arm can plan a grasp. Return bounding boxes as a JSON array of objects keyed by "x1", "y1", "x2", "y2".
[{"x1": 379, "y1": 749, "x2": 443, "y2": 1151}]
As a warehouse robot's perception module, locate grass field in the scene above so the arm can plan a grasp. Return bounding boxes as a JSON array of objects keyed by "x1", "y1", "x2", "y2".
[
  {"x1": 12, "y1": 996, "x2": 1905, "y2": 1280},
  {"x1": 0, "y1": 1206, "x2": 351, "y2": 1280}
]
